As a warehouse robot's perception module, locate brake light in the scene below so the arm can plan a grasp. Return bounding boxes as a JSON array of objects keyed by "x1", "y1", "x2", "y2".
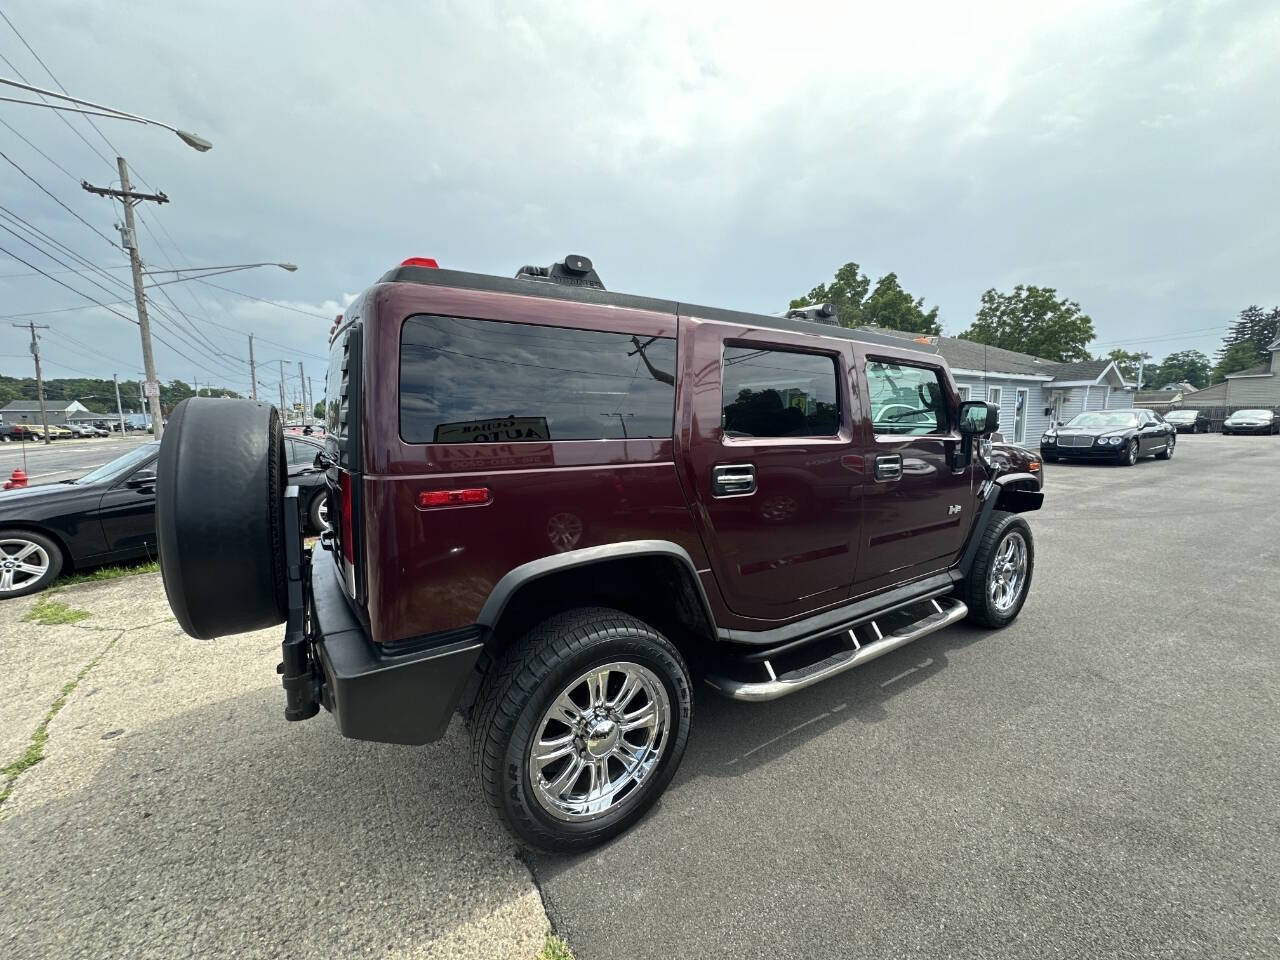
[
  {"x1": 417, "y1": 487, "x2": 491, "y2": 508},
  {"x1": 338, "y1": 471, "x2": 355, "y2": 564},
  {"x1": 400, "y1": 257, "x2": 439, "y2": 269}
]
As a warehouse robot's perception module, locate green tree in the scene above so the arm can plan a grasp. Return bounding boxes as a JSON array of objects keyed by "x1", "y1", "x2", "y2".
[
  {"x1": 1210, "y1": 341, "x2": 1261, "y2": 383},
  {"x1": 1102, "y1": 349, "x2": 1149, "y2": 384},
  {"x1": 1216, "y1": 305, "x2": 1280, "y2": 369},
  {"x1": 862, "y1": 272, "x2": 941, "y2": 335},
  {"x1": 313, "y1": 401, "x2": 325, "y2": 420},
  {"x1": 958, "y1": 285, "x2": 1096, "y2": 362},
  {"x1": 1154, "y1": 349, "x2": 1210, "y2": 389},
  {"x1": 790, "y1": 261, "x2": 872, "y2": 328},
  {"x1": 790, "y1": 262, "x2": 939, "y2": 333}
]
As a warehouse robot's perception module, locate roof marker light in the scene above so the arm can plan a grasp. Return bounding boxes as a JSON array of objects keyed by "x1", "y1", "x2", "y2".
[{"x1": 400, "y1": 257, "x2": 439, "y2": 269}]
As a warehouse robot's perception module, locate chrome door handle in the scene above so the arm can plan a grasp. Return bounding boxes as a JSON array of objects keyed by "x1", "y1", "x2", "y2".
[
  {"x1": 711, "y1": 463, "x2": 756, "y2": 497},
  {"x1": 874, "y1": 454, "x2": 903, "y2": 481}
]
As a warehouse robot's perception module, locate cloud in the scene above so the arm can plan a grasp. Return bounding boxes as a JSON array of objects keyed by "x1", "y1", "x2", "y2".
[{"x1": 1, "y1": 0, "x2": 1278, "y2": 388}]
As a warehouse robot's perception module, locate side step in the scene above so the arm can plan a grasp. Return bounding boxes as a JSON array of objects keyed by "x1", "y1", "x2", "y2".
[{"x1": 705, "y1": 597, "x2": 968, "y2": 702}]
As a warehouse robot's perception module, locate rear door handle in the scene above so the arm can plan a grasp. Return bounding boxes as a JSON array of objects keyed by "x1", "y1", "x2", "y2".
[
  {"x1": 874, "y1": 454, "x2": 903, "y2": 481},
  {"x1": 711, "y1": 463, "x2": 756, "y2": 497}
]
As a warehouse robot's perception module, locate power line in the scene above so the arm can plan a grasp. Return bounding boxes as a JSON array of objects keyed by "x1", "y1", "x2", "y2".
[
  {"x1": 0, "y1": 115, "x2": 79, "y2": 182},
  {"x1": 0, "y1": 217, "x2": 134, "y2": 306},
  {"x1": 0, "y1": 241, "x2": 136, "y2": 323},
  {"x1": 195, "y1": 278, "x2": 333, "y2": 320},
  {"x1": 0, "y1": 204, "x2": 131, "y2": 295},
  {"x1": 0, "y1": 149, "x2": 118, "y2": 248}
]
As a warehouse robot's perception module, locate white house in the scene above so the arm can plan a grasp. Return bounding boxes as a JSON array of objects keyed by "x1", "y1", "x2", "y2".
[
  {"x1": 1181, "y1": 335, "x2": 1280, "y2": 410},
  {"x1": 0, "y1": 399, "x2": 92, "y2": 426}
]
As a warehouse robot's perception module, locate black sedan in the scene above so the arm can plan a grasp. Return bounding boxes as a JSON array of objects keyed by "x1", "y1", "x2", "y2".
[
  {"x1": 1162, "y1": 409, "x2": 1211, "y2": 433},
  {"x1": 0, "y1": 436, "x2": 329, "y2": 599},
  {"x1": 1040, "y1": 409, "x2": 1176, "y2": 466},
  {"x1": 1221, "y1": 409, "x2": 1277, "y2": 435}
]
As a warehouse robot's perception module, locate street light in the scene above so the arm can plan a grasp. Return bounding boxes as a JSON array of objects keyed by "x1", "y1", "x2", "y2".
[
  {"x1": 0, "y1": 77, "x2": 212, "y2": 151},
  {"x1": 143, "y1": 262, "x2": 298, "y2": 288}
]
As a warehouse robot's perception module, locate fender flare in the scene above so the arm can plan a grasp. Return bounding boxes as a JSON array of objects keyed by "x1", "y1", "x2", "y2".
[
  {"x1": 475, "y1": 539, "x2": 716, "y2": 630},
  {"x1": 994, "y1": 471, "x2": 1043, "y2": 513}
]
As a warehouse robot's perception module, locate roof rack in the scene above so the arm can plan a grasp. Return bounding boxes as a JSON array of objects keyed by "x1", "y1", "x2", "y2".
[{"x1": 514, "y1": 254, "x2": 605, "y2": 290}]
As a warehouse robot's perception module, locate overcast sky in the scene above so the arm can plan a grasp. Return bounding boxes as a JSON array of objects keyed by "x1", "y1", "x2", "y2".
[{"x1": 1, "y1": 0, "x2": 1277, "y2": 399}]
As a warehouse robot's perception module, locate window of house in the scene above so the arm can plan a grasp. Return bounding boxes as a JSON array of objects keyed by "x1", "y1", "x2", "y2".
[
  {"x1": 867, "y1": 361, "x2": 948, "y2": 435},
  {"x1": 721, "y1": 347, "x2": 840, "y2": 438},
  {"x1": 399, "y1": 315, "x2": 677, "y2": 443},
  {"x1": 956, "y1": 385, "x2": 971, "y2": 401}
]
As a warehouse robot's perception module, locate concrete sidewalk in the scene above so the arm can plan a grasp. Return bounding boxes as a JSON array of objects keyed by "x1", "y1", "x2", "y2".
[{"x1": 0, "y1": 574, "x2": 548, "y2": 959}]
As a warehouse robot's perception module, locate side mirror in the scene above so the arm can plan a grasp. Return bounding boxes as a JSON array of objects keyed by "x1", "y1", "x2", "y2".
[
  {"x1": 958, "y1": 400, "x2": 1000, "y2": 436},
  {"x1": 126, "y1": 469, "x2": 157, "y2": 490}
]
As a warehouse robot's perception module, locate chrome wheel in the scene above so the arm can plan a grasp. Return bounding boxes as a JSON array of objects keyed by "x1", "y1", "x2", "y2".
[
  {"x1": 1127, "y1": 439, "x2": 1138, "y2": 465},
  {"x1": 528, "y1": 661, "x2": 671, "y2": 822},
  {"x1": 0, "y1": 538, "x2": 51, "y2": 593},
  {"x1": 988, "y1": 530, "x2": 1028, "y2": 613},
  {"x1": 1166, "y1": 436, "x2": 1175, "y2": 457},
  {"x1": 316, "y1": 497, "x2": 329, "y2": 531}
]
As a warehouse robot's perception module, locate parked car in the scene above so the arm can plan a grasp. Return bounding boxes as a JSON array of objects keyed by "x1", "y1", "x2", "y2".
[
  {"x1": 0, "y1": 437, "x2": 329, "y2": 599},
  {"x1": 989, "y1": 437, "x2": 1044, "y2": 490},
  {"x1": 29, "y1": 424, "x2": 73, "y2": 440},
  {"x1": 155, "y1": 254, "x2": 1044, "y2": 852},
  {"x1": 1221, "y1": 409, "x2": 1277, "y2": 435},
  {"x1": 1162, "y1": 409, "x2": 1210, "y2": 433},
  {"x1": 0, "y1": 424, "x2": 39, "y2": 442},
  {"x1": 1040, "y1": 408, "x2": 1176, "y2": 465},
  {"x1": 68, "y1": 423, "x2": 109, "y2": 438}
]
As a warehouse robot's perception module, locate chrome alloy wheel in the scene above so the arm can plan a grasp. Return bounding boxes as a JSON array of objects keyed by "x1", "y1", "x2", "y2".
[
  {"x1": 528, "y1": 661, "x2": 671, "y2": 822},
  {"x1": 0, "y1": 538, "x2": 50, "y2": 593},
  {"x1": 317, "y1": 497, "x2": 330, "y2": 530},
  {"x1": 1127, "y1": 439, "x2": 1139, "y2": 465},
  {"x1": 988, "y1": 530, "x2": 1028, "y2": 613}
]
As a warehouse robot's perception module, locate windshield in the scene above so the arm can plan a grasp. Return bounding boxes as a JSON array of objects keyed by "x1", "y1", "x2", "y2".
[
  {"x1": 75, "y1": 442, "x2": 159, "y2": 485},
  {"x1": 1165, "y1": 411, "x2": 1195, "y2": 419},
  {"x1": 1231, "y1": 409, "x2": 1273, "y2": 418},
  {"x1": 1064, "y1": 411, "x2": 1139, "y2": 429}
]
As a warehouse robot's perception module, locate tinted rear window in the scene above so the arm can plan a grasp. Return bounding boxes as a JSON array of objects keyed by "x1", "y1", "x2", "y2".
[{"x1": 400, "y1": 315, "x2": 676, "y2": 443}]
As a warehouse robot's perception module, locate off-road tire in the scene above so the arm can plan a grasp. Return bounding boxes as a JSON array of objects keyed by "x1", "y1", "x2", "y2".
[
  {"x1": 470, "y1": 607, "x2": 692, "y2": 852},
  {"x1": 962, "y1": 510, "x2": 1034, "y2": 628}
]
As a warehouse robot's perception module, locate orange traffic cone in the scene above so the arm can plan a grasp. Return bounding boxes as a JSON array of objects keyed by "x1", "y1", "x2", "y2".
[{"x1": 4, "y1": 467, "x2": 28, "y2": 490}]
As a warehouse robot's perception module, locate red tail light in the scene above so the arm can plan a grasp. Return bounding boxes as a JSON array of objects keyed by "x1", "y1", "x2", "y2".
[
  {"x1": 400, "y1": 257, "x2": 439, "y2": 269},
  {"x1": 418, "y1": 487, "x2": 491, "y2": 508},
  {"x1": 338, "y1": 471, "x2": 355, "y2": 564}
]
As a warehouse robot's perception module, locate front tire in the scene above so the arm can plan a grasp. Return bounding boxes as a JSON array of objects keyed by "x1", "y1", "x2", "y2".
[
  {"x1": 471, "y1": 607, "x2": 692, "y2": 852},
  {"x1": 963, "y1": 511, "x2": 1033, "y2": 628},
  {"x1": 1121, "y1": 438, "x2": 1139, "y2": 466},
  {"x1": 1157, "y1": 435, "x2": 1175, "y2": 460},
  {"x1": 0, "y1": 529, "x2": 63, "y2": 598}
]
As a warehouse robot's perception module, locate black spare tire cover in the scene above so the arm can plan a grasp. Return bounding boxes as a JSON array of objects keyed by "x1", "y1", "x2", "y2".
[{"x1": 157, "y1": 398, "x2": 288, "y2": 639}]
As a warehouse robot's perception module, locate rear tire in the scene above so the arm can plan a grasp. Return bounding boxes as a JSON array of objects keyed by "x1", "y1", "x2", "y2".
[
  {"x1": 156, "y1": 398, "x2": 289, "y2": 639},
  {"x1": 963, "y1": 511, "x2": 1034, "y2": 628},
  {"x1": 307, "y1": 489, "x2": 328, "y2": 534},
  {"x1": 471, "y1": 607, "x2": 692, "y2": 852}
]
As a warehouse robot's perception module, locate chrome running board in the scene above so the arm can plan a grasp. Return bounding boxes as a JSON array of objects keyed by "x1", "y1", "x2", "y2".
[{"x1": 705, "y1": 597, "x2": 968, "y2": 702}]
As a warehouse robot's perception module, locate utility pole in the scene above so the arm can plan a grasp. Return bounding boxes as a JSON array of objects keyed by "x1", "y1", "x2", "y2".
[
  {"x1": 298, "y1": 361, "x2": 306, "y2": 427},
  {"x1": 12, "y1": 322, "x2": 51, "y2": 444},
  {"x1": 278, "y1": 360, "x2": 287, "y2": 421},
  {"x1": 248, "y1": 334, "x2": 257, "y2": 400},
  {"x1": 113, "y1": 373, "x2": 126, "y2": 437},
  {"x1": 82, "y1": 157, "x2": 170, "y2": 443},
  {"x1": 308, "y1": 375, "x2": 315, "y2": 424}
]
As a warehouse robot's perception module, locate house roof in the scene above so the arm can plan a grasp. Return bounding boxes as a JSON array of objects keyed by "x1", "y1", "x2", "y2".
[
  {"x1": 1223, "y1": 364, "x2": 1273, "y2": 379},
  {"x1": 1, "y1": 399, "x2": 86, "y2": 413},
  {"x1": 1136, "y1": 390, "x2": 1180, "y2": 405},
  {"x1": 852, "y1": 327, "x2": 1127, "y2": 386}
]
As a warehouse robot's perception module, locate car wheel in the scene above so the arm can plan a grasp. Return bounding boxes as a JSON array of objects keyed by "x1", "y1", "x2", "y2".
[
  {"x1": 307, "y1": 490, "x2": 329, "y2": 534},
  {"x1": 1157, "y1": 435, "x2": 1175, "y2": 460},
  {"x1": 1122, "y1": 438, "x2": 1139, "y2": 466},
  {"x1": 471, "y1": 606, "x2": 692, "y2": 853},
  {"x1": 962, "y1": 511, "x2": 1033, "y2": 629},
  {"x1": 0, "y1": 530, "x2": 63, "y2": 598},
  {"x1": 1, "y1": 435, "x2": 9, "y2": 442}
]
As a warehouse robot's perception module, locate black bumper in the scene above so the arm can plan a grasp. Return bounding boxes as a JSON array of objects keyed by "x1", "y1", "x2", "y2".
[
  {"x1": 310, "y1": 557, "x2": 483, "y2": 745},
  {"x1": 1040, "y1": 445, "x2": 1118, "y2": 460}
]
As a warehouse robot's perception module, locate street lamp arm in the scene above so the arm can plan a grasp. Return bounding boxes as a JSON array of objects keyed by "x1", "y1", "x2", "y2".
[
  {"x1": 0, "y1": 76, "x2": 211, "y2": 151},
  {"x1": 143, "y1": 262, "x2": 298, "y2": 278},
  {"x1": 143, "y1": 263, "x2": 298, "y2": 288}
]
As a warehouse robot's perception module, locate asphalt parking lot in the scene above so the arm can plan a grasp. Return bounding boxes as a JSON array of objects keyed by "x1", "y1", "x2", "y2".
[
  {"x1": 1, "y1": 433, "x2": 1277, "y2": 959},
  {"x1": 0, "y1": 436, "x2": 151, "y2": 485}
]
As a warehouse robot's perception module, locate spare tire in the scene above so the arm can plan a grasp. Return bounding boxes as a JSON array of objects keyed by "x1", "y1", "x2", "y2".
[{"x1": 157, "y1": 398, "x2": 288, "y2": 639}]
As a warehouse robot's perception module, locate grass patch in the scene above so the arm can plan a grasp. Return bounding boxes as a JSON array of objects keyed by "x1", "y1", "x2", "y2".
[
  {"x1": 60, "y1": 560, "x2": 159, "y2": 585},
  {"x1": 23, "y1": 595, "x2": 91, "y2": 625},
  {"x1": 537, "y1": 933, "x2": 574, "y2": 960},
  {"x1": 0, "y1": 632, "x2": 119, "y2": 811}
]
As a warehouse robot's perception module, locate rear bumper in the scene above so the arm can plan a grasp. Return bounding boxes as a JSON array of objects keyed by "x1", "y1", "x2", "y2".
[{"x1": 310, "y1": 557, "x2": 483, "y2": 745}]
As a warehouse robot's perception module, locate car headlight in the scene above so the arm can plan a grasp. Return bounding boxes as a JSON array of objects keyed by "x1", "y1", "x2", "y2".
[{"x1": 1041, "y1": 434, "x2": 1055, "y2": 444}]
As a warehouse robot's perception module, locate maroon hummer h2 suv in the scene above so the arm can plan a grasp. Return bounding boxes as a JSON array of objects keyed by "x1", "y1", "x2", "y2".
[{"x1": 156, "y1": 254, "x2": 1042, "y2": 851}]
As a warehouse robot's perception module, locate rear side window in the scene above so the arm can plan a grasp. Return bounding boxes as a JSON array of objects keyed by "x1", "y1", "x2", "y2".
[
  {"x1": 400, "y1": 315, "x2": 676, "y2": 443},
  {"x1": 866, "y1": 360, "x2": 948, "y2": 435},
  {"x1": 721, "y1": 347, "x2": 840, "y2": 438}
]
